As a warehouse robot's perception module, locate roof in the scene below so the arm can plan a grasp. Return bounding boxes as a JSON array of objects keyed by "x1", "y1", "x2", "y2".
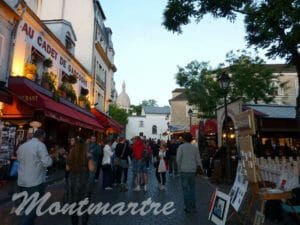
[
  {"x1": 172, "y1": 88, "x2": 185, "y2": 93},
  {"x1": 170, "y1": 92, "x2": 187, "y2": 101},
  {"x1": 143, "y1": 106, "x2": 170, "y2": 115},
  {"x1": 244, "y1": 104, "x2": 296, "y2": 119},
  {"x1": 264, "y1": 64, "x2": 296, "y2": 73}
]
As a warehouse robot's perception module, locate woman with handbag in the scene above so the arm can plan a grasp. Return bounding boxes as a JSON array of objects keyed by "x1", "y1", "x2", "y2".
[
  {"x1": 115, "y1": 137, "x2": 131, "y2": 192},
  {"x1": 155, "y1": 141, "x2": 169, "y2": 190},
  {"x1": 66, "y1": 137, "x2": 95, "y2": 225}
]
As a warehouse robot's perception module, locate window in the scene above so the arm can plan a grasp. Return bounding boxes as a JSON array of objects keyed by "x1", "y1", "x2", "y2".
[
  {"x1": 152, "y1": 125, "x2": 157, "y2": 135},
  {"x1": 139, "y1": 120, "x2": 144, "y2": 128},
  {"x1": 65, "y1": 32, "x2": 74, "y2": 53}
]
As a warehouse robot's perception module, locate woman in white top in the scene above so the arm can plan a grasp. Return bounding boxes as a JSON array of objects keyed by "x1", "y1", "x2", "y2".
[{"x1": 102, "y1": 139, "x2": 113, "y2": 190}]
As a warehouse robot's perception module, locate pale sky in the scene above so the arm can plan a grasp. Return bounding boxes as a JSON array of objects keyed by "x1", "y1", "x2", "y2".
[{"x1": 101, "y1": 0, "x2": 284, "y2": 107}]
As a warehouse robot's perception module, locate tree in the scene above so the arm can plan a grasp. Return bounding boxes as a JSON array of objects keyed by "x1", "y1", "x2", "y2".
[
  {"x1": 141, "y1": 99, "x2": 158, "y2": 107},
  {"x1": 108, "y1": 104, "x2": 128, "y2": 125},
  {"x1": 176, "y1": 51, "x2": 286, "y2": 116},
  {"x1": 129, "y1": 104, "x2": 142, "y2": 116},
  {"x1": 163, "y1": 0, "x2": 300, "y2": 117}
]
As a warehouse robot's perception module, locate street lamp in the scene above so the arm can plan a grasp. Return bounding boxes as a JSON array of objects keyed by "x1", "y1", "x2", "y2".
[
  {"x1": 218, "y1": 72, "x2": 232, "y2": 183},
  {"x1": 167, "y1": 122, "x2": 170, "y2": 140},
  {"x1": 188, "y1": 108, "x2": 193, "y2": 131}
]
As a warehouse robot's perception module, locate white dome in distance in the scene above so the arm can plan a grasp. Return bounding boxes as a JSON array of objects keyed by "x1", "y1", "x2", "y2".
[{"x1": 116, "y1": 81, "x2": 131, "y2": 111}]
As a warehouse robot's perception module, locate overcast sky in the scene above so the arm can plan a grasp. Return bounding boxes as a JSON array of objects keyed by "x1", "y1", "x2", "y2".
[{"x1": 101, "y1": 0, "x2": 284, "y2": 107}]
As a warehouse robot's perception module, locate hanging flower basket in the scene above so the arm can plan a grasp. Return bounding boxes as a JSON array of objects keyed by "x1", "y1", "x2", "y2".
[
  {"x1": 43, "y1": 58, "x2": 53, "y2": 68},
  {"x1": 68, "y1": 74, "x2": 77, "y2": 84}
]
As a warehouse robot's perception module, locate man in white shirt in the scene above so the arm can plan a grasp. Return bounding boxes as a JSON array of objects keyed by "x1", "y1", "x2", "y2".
[{"x1": 17, "y1": 129, "x2": 53, "y2": 225}]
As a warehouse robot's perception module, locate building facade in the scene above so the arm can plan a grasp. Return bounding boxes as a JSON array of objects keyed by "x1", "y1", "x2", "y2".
[
  {"x1": 0, "y1": 0, "x2": 20, "y2": 90},
  {"x1": 168, "y1": 88, "x2": 198, "y2": 132},
  {"x1": 35, "y1": 0, "x2": 117, "y2": 113},
  {"x1": 126, "y1": 106, "x2": 170, "y2": 141}
]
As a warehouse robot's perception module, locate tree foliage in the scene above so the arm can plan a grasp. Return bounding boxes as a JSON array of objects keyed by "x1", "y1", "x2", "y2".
[
  {"x1": 108, "y1": 103, "x2": 128, "y2": 125},
  {"x1": 141, "y1": 99, "x2": 158, "y2": 106},
  {"x1": 176, "y1": 51, "x2": 286, "y2": 116},
  {"x1": 128, "y1": 99, "x2": 158, "y2": 116},
  {"x1": 129, "y1": 104, "x2": 142, "y2": 116},
  {"x1": 163, "y1": 0, "x2": 300, "y2": 115}
]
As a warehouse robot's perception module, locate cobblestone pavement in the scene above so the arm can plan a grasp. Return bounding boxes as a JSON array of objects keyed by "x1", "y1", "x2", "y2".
[{"x1": 0, "y1": 167, "x2": 298, "y2": 225}]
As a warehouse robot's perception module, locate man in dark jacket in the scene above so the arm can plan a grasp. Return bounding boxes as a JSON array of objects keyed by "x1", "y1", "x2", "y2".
[{"x1": 89, "y1": 135, "x2": 102, "y2": 182}]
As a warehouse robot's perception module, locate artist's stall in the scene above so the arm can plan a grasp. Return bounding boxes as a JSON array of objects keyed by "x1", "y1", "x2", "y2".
[{"x1": 209, "y1": 110, "x2": 299, "y2": 225}]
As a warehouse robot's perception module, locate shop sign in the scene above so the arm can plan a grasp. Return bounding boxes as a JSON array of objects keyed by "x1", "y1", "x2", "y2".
[
  {"x1": 20, "y1": 95, "x2": 38, "y2": 103},
  {"x1": 19, "y1": 21, "x2": 87, "y2": 87}
]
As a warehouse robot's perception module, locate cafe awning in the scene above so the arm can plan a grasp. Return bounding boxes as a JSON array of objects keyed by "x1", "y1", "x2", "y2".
[
  {"x1": 91, "y1": 108, "x2": 123, "y2": 133},
  {"x1": 6, "y1": 77, "x2": 104, "y2": 131}
]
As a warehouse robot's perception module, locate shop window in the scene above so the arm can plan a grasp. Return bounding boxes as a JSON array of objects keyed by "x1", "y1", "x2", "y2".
[
  {"x1": 31, "y1": 47, "x2": 44, "y2": 83},
  {"x1": 152, "y1": 125, "x2": 157, "y2": 135}
]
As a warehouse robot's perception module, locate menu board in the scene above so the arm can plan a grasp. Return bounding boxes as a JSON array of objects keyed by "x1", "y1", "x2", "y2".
[{"x1": 0, "y1": 124, "x2": 16, "y2": 165}]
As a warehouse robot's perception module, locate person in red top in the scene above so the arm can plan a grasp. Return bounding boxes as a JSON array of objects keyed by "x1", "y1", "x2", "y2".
[{"x1": 132, "y1": 136, "x2": 146, "y2": 191}]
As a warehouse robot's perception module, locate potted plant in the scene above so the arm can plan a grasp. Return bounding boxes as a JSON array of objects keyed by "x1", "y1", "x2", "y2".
[
  {"x1": 43, "y1": 58, "x2": 53, "y2": 68},
  {"x1": 24, "y1": 63, "x2": 37, "y2": 80},
  {"x1": 58, "y1": 82, "x2": 68, "y2": 98},
  {"x1": 66, "y1": 85, "x2": 77, "y2": 103},
  {"x1": 41, "y1": 72, "x2": 56, "y2": 91},
  {"x1": 78, "y1": 95, "x2": 86, "y2": 108},
  {"x1": 68, "y1": 74, "x2": 77, "y2": 84},
  {"x1": 78, "y1": 95, "x2": 91, "y2": 111}
]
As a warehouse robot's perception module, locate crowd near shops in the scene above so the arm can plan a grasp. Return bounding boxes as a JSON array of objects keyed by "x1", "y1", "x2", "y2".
[{"x1": 8, "y1": 129, "x2": 202, "y2": 225}]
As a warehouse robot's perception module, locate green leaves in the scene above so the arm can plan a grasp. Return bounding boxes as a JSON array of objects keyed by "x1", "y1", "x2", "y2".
[
  {"x1": 175, "y1": 50, "x2": 286, "y2": 116},
  {"x1": 108, "y1": 104, "x2": 129, "y2": 125}
]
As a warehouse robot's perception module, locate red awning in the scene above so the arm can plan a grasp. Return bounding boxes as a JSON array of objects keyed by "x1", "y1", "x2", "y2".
[
  {"x1": 191, "y1": 119, "x2": 217, "y2": 137},
  {"x1": 7, "y1": 77, "x2": 104, "y2": 131},
  {"x1": 204, "y1": 119, "x2": 217, "y2": 135},
  {"x1": 91, "y1": 108, "x2": 123, "y2": 133}
]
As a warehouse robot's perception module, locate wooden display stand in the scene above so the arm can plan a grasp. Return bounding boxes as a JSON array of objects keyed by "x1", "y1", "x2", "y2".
[{"x1": 231, "y1": 110, "x2": 293, "y2": 225}]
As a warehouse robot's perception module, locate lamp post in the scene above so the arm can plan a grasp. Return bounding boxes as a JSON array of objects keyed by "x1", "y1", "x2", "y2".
[
  {"x1": 188, "y1": 108, "x2": 193, "y2": 132},
  {"x1": 167, "y1": 122, "x2": 170, "y2": 140},
  {"x1": 218, "y1": 72, "x2": 232, "y2": 183}
]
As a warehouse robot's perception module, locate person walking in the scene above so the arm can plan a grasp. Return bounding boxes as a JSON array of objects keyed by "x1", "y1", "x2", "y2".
[
  {"x1": 167, "y1": 138, "x2": 179, "y2": 177},
  {"x1": 17, "y1": 129, "x2": 53, "y2": 225},
  {"x1": 132, "y1": 136, "x2": 144, "y2": 191},
  {"x1": 155, "y1": 141, "x2": 168, "y2": 190},
  {"x1": 89, "y1": 135, "x2": 102, "y2": 183},
  {"x1": 176, "y1": 132, "x2": 202, "y2": 213},
  {"x1": 101, "y1": 139, "x2": 113, "y2": 190},
  {"x1": 115, "y1": 137, "x2": 131, "y2": 192},
  {"x1": 66, "y1": 137, "x2": 95, "y2": 225}
]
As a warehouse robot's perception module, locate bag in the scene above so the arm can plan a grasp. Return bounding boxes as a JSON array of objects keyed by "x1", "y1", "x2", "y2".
[
  {"x1": 114, "y1": 157, "x2": 121, "y2": 166},
  {"x1": 158, "y1": 159, "x2": 167, "y2": 173},
  {"x1": 115, "y1": 143, "x2": 127, "y2": 167},
  {"x1": 120, "y1": 159, "x2": 128, "y2": 168},
  {"x1": 88, "y1": 159, "x2": 96, "y2": 172},
  {"x1": 9, "y1": 160, "x2": 19, "y2": 177}
]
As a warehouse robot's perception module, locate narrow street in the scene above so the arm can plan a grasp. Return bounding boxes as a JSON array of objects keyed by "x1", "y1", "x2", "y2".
[
  {"x1": 1, "y1": 167, "x2": 299, "y2": 225},
  {"x1": 0, "y1": 168, "x2": 217, "y2": 225}
]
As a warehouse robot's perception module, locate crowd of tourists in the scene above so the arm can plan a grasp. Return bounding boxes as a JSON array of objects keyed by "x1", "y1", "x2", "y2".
[{"x1": 14, "y1": 129, "x2": 203, "y2": 225}]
